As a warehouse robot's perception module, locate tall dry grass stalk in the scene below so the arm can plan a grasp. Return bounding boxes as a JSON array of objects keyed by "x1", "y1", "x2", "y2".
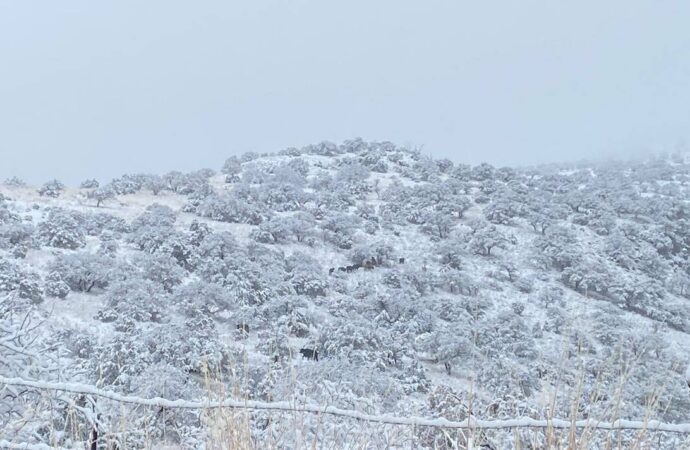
[{"x1": 3, "y1": 345, "x2": 689, "y2": 449}]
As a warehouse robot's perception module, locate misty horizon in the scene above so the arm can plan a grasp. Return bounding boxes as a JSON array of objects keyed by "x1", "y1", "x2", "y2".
[
  {"x1": 1, "y1": 137, "x2": 687, "y2": 187},
  {"x1": 2, "y1": 1, "x2": 689, "y2": 184}
]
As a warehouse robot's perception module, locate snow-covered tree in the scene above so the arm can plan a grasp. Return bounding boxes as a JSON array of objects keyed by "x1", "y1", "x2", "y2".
[
  {"x1": 99, "y1": 278, "x2": 167, "y2": 323},
  {"x1": 0, "y1": 260, "x2": 43, "y2": 302},
  {"x1": 144, "y1": 174, "x2": 167, "y2": 195},
  {"x1": 38, "y1": 208, "x2": 86, "y2": 249},
  {"x1": 87, "y1": 184, "x2": 116, "y2": 207},
  {"x1": 466, "y1": 222, "x2": 512, "y2": 257},
  {"x1": 80, "y1": 178, "x2": 99, "y2": 189},
  {"x1": 48, "y1": 252, "x2": 113, "y2": 293},
  {"x1": 38, "y1": 179, "x2": 65, "y2": 197},
  {"x1": 44, "y1": 270, "x2": 70, "y2": 298}
]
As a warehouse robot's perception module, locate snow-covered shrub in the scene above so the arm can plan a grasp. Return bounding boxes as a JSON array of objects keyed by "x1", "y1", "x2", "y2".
[
  {"x1": 318, "y1": 319, "x2": 388, "y2": 364},
  {"x1": 99, "y1": 278, "x2": 167, "y2": 323},
  {"x1": 38, "y1": 208, "x2": 86, "y2": 249},
  {"x1": 0, "y1": 260, "x2": 43, "y2": 302},
  {"x1": 38, "y1": 179, "x2": 65, "y2": 197},
  {"x1": 80, "y1": 178, "x2": 99, "y2": 189},
  {"x1": 194, "y1": 193, "x2": 266, "y2": 224},
  {"x1": 221, "y1": 155, "x2": 242, "y2": 178},
  {"x1": 255, "y1": 327, "x2": 293, "y2": 362},
  {"x1": 86, "y1": 185, "x2": 116, "y2": 207},
  {"x1": 48, "y1": 252, "x2": 113, "y2": 293},
  {"x1": 255, "y1": 182, "x2": 311, "y2": 212},
  {"x1": 171, "y1": 280, "x2": 233, "y2": 318},
  {"x1": 109, "y1": 173, "x2": 147, "y2": 195},
  {"x1": 349, "y1": 239, "x2": 395, "y2": 266},
  {"x1": 411, "y1": 156, "x2": 440, "y2": 182},
  {"x1": 81, "y1": 212, "x2": 129, "y2": 236},
  {"x1": 192, "y1": 230, "x2": 237, "y2": 262},
  {"x1": 476, "y1": 310, "x2": 536, "y2": 359},
  {"x1": 435, "y1": 239, "x2": 464, "y2": 270},
  {"x1": 420, "y1": 210, "x2": 455, "y2": 240},
  {"x1": 155, "y1": 231, "x2": 194, "y2": 269},
  {"x1": 305, "y1": 140, "x2": 339, "y2": 156},
  {"x1": 126, "y1": 363, "x2": 202, "y2": 444},
  {"x1": 262, "y1": 295, "x2": 315, "y2": 337},
  {"x1": 194, "y1": 242, "x2": 286, "y2": 306},
  {"x1": 3, "y1": 176, "x2": 26, "y2": 187},
  {"x1": 484, "y1": 197, "x2": 524, "y2": 225},
  {"x1": 470, "y1": 162, "x2": 495, "y2": 181},
  {"x1": 44, "y1": 271, "x2": 70, "y2": 299},
  {"x1": 143, "y1": 316, "x2": 228, "y2": 373},
  {"x1": 334, "y1": 160, "x2": 371, "y2": 197},
  {"x1": 286, "y1": 157, "x2": 310, "y2": 177},
  {"x1": 321, "y1": 212, "x2": 362, "y2": 250},
  {"x1": 166, "y1": 170, "x2": 213, "y2": 196},
  {"x1": 133, "y1": 252, "x2": 185, "y2": 292},
  {"x1": 0, "y1": 221, "x2": 34, "y2": 258},
  {"x1": 466, "y1": 222, "x2": 512, "y2": 257},
  {"x1": 97, "y1": 231, "x2": 120, "y2": 256},
  {"x1": 143, "y1": 174, "x2": 167, "y2": 194},
  {"x1": 285, "y1": 253, "x2": 328, "y2": 297},
  {"x1": 90, "y1": 328, "x2": 150, "y2": 387},
  {"x1": 127, "y1": 203, "x2": 177, "y2": 252},
  {"x1": 514, "y1": 276, "x2": 535, "y2": 293}
]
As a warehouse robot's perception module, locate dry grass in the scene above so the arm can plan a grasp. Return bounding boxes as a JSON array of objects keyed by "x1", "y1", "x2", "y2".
[{"x1": 3, "y1": 347, "x2": 690, "y2": 449}]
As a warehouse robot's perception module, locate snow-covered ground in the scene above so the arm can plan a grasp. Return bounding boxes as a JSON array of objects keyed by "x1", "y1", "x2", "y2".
[{"x1": 3, "y1": 143, "x2": 690, "y2": 448}]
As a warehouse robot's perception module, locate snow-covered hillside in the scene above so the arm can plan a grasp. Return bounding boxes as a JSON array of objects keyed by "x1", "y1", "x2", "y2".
[{"x1": 3, "y1": 140, "x2": 690, "y2": 448}]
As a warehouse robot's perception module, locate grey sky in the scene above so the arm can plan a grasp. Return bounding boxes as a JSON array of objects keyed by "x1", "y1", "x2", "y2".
[{"x1": 1, "y1": 1, "x2": 689, "y2": 184}]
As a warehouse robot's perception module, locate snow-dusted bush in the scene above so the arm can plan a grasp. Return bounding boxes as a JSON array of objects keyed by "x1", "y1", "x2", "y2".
[
  {"x1": 143, "y1": 316, "x2": 228, "y2": 373},
  {"x1": 133, "y1": 252, "x2": 186, "y2": 292},
  {"x1": 99, "y1": 278, "x2": 167, "y2": 323},
  {"x1": 261, "y1": 295, "x2": 315, "y2": 336},
  {"x1": 321, "y1": 212, "x2": 362, "y2": 249},
  {"x1": 194, "y1": 193, "x2": 266, "y2": 224},
  {"x1": 44, "y1": 271, "x2": 70, "y2": 299},
  {"x1": 109, "y1": 173, "x2": 147, "y2": 195},
  {"x1": 484, "y1": 197, "x2": 525, "y2": 225},
  {"x1": 38, "y1": 179, "x2": 65, "y2": 197},
  {"x1": 420, "y1": 210, "x2": 455, "y2": 240},
  {"x1": 285, "y1": 254, "x2": 328, "y2": 297},
  {"x1": 334, "y1": 160, "x2": 371, "y2": 197},
  {"x1": 0, "y1": 221, "x2": 34, "y2": 258},
  {"x1": 466, "y1": 222, "x2": 513, "y2": 256},
  {"x1": 79, "y1": 178, "x2": 99, "y2": 189},
  {"x1": 38, "y1": 208, "x2": 86, "y2": 249},
  {"x1": 82, "y1": 212, "x2": 129, "y2": 236},
  {"x1": 0, "y1": 260, "x2": 43, "y2": 302},
  {"x1": 305, "y1": 140, "x2": 339, "y2": 156},
  {"x1": 221, "y1": 155, "x2": 242, "y2": 178},
  {"x1": 86, "y1": 184, "x2": 116, "y2": 207},
  {"x1": 48, "y1": 252, "x2": 113, "y2": 293},
  {"x1": 251, "y1": 213, "x2": 316, "y2": 244},
  {"x1": 349, "y1": 239, "x2": 395, "y2": 266},
  {"x1": 3, "y1": 176, "x2": 26, "y2": 187},
  {"x1": 470, "y1": 162, "x2": 495, "y2": 181},
  {"x1": 171, "y1": 280, "x2": 233, "y2": 318},
  {"x1": 164, "y1": 169, "x2": 213, "y2": 195},
  {"x1": 143, "y1": 174, "x2": 167, "y2": 194},
  {"x1": 128, "y1": 203, "x2": 177, "y2": 252}
]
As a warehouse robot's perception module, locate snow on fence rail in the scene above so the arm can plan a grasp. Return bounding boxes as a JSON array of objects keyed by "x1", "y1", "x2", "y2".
[{"x1": 3, "y1": 376, "x2": 690, "y2": 434}]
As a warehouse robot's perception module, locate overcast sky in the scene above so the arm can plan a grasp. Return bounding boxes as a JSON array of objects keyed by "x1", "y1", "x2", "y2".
[{"x1": 1, "y1": 1, "x2": 689, "y2": 184}]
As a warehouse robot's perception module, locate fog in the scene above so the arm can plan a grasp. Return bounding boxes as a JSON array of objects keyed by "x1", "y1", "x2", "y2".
[{"x1": 1, "y1": 1, "x2": 689, "y2": 184}]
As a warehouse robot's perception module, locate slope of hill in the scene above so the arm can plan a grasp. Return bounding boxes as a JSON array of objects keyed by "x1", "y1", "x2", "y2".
[{"x1": 2, "y1": 140, "x2": 690, "y2": 448}]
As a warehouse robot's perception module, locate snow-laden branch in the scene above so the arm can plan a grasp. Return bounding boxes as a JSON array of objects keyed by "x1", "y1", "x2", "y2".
[{"x1": 3, "y1": 376, "x2": 690, "y2": 434}]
